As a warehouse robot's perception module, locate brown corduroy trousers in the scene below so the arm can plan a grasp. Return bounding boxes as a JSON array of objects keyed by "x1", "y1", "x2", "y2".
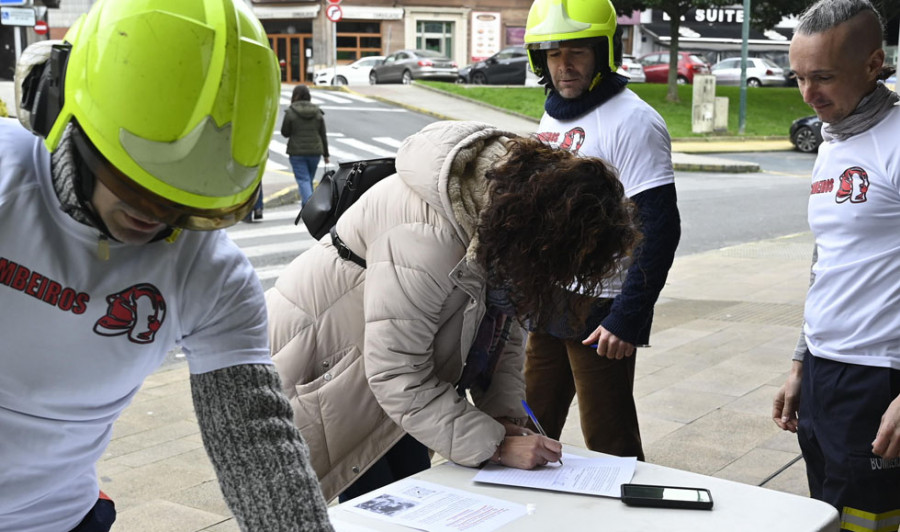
[{"x1": 524, "y1": 330, "x2": 644, "y2": 461}]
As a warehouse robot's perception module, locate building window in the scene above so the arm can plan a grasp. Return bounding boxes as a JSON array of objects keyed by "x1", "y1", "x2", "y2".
[
  {"x1": 416, "y1": 20, "x2": 453, "y2": 56},
  {"x1": 336, "y1": 21, "x2": 382, "y2": 62}
]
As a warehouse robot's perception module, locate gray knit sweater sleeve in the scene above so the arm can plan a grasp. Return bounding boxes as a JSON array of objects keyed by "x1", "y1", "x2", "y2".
[{"x1": 190, "y1": 364, "x2": 334, "y2": 532}]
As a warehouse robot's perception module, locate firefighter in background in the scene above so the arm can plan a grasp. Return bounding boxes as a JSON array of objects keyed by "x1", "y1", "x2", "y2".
[{"x1": 522, "y1": 0, "x2": 681, "y2": 460}]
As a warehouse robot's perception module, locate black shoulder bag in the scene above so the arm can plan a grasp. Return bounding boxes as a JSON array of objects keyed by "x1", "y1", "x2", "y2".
[{"x1": 295, "y1": 158, "x2": 397, "y2": 266}]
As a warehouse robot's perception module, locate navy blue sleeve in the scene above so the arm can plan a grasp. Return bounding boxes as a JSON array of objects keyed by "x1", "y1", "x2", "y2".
[{"x1": 601, "y1": 183, "x2": 681, "y2": 344}]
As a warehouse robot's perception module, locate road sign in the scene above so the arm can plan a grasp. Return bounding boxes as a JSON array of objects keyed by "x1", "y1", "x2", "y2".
[
  {"x1": 325, "y1": 4, "x2": 342, "y2": 22},
  {"x1": 326, "y1": 0, "x2": 341, "y2": 4},
  {"x1": 1, "y1": 6, "x2": 35, "y2": 26},
  {"x1": 33, "y1": 18, "x2": 46, "y2": 34},
  {"x1": 0, "y1": 0, "x2": 30, "y2": 6}
]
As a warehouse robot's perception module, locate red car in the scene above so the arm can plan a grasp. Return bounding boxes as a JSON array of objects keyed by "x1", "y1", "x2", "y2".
[{"x1": 636, "y1": 51, "x2": 710, "y2": 84}]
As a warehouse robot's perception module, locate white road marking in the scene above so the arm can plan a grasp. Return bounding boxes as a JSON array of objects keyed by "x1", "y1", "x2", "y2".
[
  {"x1": 312, "y1": 91, "x2": 354, "y2": 104},
  {"x1": 228, "y1": 222, "x2": 308, "y2": 242},
  {"x1": 335, "y1": 137, "x2": 396, "y2": 158},
  {"x1": 234, "y1": 240, "x2": 316, "y2": 260},
  {"x1": 373, "y1": 137, "x2": 404, "y2": 148}
]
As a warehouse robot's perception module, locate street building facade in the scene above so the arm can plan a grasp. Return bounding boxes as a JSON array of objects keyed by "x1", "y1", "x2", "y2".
[
  {"x1": 1, "y1": 0, "x2": 641, "y2": 84},
  {"x1": 2, "y1": 3, "x2": 897, "y2": 84},
  {"x1": 253, "y1": 0, "x2": 535, "y2": 83},
  {"x1": 634, "y1": 6, "x2": 795, "y2": 70}
]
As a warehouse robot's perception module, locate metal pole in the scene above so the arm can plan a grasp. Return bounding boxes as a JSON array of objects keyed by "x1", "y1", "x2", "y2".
[
  {"x1": 738, "y1": 0, "x2": 750, "y2": 135},
  {"x1": 333, "y1": 21, "x2": 337, "y2": 82},
  {"x1": 13, "y1": 26, "x2": 22, "y2": 63}
]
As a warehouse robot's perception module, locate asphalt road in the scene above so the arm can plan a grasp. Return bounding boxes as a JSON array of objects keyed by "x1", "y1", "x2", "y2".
[{"x1": 674, "y1": 150, "x2": 814, "y2": 256}]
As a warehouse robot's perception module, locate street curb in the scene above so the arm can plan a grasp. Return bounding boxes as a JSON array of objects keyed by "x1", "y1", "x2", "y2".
[
  {"x1": 265, "y1": 185, "x2": 299, "y2": 209},
  {"x1": 671, "y1": 134, "x2": 791, "y2": 142},
  {"x1": 673, "y1": 161, "x2": 760, "y2": 173}
]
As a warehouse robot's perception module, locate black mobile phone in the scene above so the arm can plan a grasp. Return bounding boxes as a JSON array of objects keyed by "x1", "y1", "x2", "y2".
[{"x1": 620, "y1": 483, "x2": 714, "y2": 510}]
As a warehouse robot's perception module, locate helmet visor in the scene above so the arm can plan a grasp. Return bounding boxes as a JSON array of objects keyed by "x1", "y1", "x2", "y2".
[
  {"x1": 72, "y1": 124, "x2": 256, "y2": 231},
  {"x1": 525, "y1": 41, "x2": 561, "y2": 51}
]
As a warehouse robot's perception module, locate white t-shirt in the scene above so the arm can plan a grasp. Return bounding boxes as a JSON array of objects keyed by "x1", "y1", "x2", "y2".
[
  {"x1": 536, "y1": 88, "x2": 675, "y2": 296},
  {"x1": 0, "y1": 119, "x2": 271, "y2": 531},
  {"x1": 804, "y1": 106, "x2": 900, "y2": 370}
]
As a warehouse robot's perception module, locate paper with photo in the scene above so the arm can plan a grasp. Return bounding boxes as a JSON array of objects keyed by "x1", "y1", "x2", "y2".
[
  {"x1": 473, "y1": 453, "x2": 636, "y2": 498},
  {"x1": 342, "y1": 478, "x2": 527, "y2": 532}
]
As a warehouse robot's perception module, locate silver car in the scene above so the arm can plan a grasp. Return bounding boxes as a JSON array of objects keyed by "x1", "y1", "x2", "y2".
[
  {"x1": 369, "y1": 49, "x2": 458, "y2": 85},
  {"x1": 711, "y1": 57, "x2": 786, "y2": 87},
  {"x1": 314, "y1": 55, "x2": 385, "y2": 86},
  {"x1": 618, "y1": 54, "x2": 646, "y2": 83}
]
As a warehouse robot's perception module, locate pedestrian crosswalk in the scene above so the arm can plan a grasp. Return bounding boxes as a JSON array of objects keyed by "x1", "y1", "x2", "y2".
[
  {"x1": 225, "y1": 207, "x2": 316, "y2": 289},
  {"x1": 267, "y1": 87, "x2": 407, "y2": 173},
  {"x1": 239, "y1": 85, "x2": 433, "y2": 290}
]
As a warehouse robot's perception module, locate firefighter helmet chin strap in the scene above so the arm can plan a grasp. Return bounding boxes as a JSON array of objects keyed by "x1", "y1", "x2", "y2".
[{"x1": 588, "y1": 71, "x2": 603, "y2": 91}]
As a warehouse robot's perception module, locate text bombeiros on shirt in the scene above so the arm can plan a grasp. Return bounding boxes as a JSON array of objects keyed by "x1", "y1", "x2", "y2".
[{"x1": 0, "y1": 257, "x2": 90, "y2": 314}]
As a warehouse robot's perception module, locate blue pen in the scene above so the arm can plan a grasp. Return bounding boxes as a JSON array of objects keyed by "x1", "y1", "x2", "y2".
[{"x1": 521, "y1": 399, "x2": 563, "y2": 465}]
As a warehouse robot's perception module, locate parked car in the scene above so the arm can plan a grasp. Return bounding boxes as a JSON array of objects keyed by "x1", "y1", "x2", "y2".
[
  {"x1": 636, "y1": 51, "x2": 710, "y2": 84},
  {"x1": 711, "y1": 57, "x2": 786, "y2": 87},
  {"x1": 458, "y1": 46, "x2": 529, "y2": 85},
  {"x1": 790, "y1": 115, "x2": 823, "y2": 153},
  {"x1": 617, "y1": 54, "x2": 646, "y2": 83},
  {"x1": 369, "y1": 49, "x2": 458, "y2": 85},
  {"x1": 314, "y1": 55, "x2": 385, "y2": 86}
]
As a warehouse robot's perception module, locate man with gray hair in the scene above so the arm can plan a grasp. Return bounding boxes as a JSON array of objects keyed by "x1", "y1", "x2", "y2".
[{"x1": 772, "y1": 0, "x2": 900, "y2": 529}]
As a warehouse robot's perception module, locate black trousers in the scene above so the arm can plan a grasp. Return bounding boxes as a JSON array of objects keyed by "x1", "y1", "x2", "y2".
[
  {"x1": 70, "y1": 495, "x2": 115, "y2": 532},
  {"x1": 338, "y1": 433, "x2": 432, "y2": 502},
  {"x1": 798, "y1": 353, "x2": 900, "y2": 531}
]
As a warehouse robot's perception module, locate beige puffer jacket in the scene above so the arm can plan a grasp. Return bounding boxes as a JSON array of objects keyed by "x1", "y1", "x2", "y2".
[{"x1": 266, "y1": 121, "x2": 529, "y2": 501}]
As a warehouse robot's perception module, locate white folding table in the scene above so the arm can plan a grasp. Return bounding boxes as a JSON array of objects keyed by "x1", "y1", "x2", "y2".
[{"x1": 328, "y1": 445, "x2": 839, "y2": 532}]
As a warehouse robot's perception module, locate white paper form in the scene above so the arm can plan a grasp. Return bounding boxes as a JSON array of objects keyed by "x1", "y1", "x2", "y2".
[
  {"x1": 342, "y1": 478, "x2": 527, "y2": 532},
  {"x1": 472, "y1": 454, "x2": 636, "y2": 498}
]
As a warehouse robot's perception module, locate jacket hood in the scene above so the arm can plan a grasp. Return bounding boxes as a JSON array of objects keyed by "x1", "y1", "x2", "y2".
[
  {"x1": 395, "y1": 121, "x2": 515, "y2": 245},
  {"x1": 289, "y1": 100, "x2": 322, "y2": 119}
]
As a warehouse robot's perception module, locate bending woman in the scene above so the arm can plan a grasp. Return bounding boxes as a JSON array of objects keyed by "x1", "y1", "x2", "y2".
[{"x1": 266, "y1": 120, "x2": 641, "y2": 501}]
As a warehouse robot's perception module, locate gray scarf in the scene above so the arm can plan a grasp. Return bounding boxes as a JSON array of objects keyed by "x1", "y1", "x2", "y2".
[{"x1": 823, "y1": 82, "x2": 899, "y2": 141}]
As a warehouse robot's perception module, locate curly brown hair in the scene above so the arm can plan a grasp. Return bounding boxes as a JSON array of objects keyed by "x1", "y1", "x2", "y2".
[{"x1": 475, "y1": 137, "x2": 642, "y2": 328}]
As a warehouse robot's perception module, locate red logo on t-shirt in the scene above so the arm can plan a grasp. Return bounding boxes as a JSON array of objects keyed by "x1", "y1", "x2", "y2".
[
  {"x1": 93, "y1": 283, "x2": 167, "y2": 344},
  {"x1": 835, "y1": 166, "x2": 869, "y2": 204},
  {"x1": 559, "y1": 127, "x2": 586, "y2": 154}
]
